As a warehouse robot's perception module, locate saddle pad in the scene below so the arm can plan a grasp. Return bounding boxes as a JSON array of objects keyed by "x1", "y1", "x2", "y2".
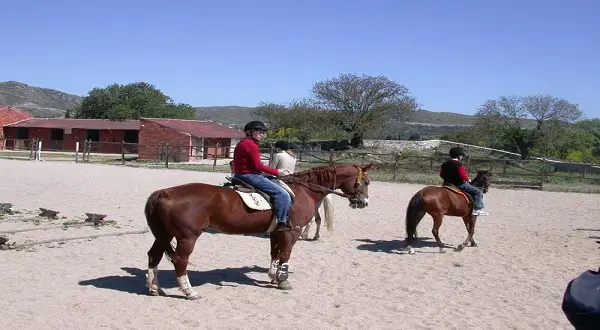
[
  {"x1": 233, "y1": 191, "x2": 278, "y2": 233},
  {"x1": 442, "y1": 186, "x2": 471, "y2": 205},
  {"x1": 235, "y1": 191, "x2": 272, "y2": 210}
]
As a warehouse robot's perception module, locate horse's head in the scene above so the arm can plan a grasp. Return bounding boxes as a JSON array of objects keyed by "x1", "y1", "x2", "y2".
[
  {"x1": 335, "y1": 163, "x2": 372, "y2": 209},
  {"x1": 471, "y1": 168, "x2": 493, "y2": 194}
]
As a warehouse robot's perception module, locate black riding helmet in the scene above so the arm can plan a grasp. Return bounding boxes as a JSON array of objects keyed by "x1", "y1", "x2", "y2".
[
  {"x1": 274, "y1": 140, "x2": 290, "y2": 150},
  {"x1": 449, "y1": 146, "x2": 466, "y2": 158},
  {"x1": 244, "y1": 120, "x2": 268, "y2": 132}
]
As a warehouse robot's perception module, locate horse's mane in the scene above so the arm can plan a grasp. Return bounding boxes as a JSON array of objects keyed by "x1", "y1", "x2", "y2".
[{"x1": 290, "y1": 164, "x2": 337, "y2": 185}]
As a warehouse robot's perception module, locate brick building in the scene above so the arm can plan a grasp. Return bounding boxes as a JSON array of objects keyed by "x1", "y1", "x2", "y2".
[
  {"x1": 3, "y1": 118, "x2": 139, "y2": 153},
  {"x1": 138, "y1": 118, "x2": 245, "y2": 161},
  {"x1": 0, "y1": 106, "x2": 33, "y2": 149}
]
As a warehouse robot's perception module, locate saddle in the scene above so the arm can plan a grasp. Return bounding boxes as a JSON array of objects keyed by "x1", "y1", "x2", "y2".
[{"x1": 441, "y1": 182, "x2": 474, "y2": 207}]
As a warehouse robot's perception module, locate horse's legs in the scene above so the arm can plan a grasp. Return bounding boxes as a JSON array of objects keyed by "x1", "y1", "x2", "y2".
[
  {"x1": 431, "y1": 214, "x2": 446, "y2": 253},
  {"x1": 172, "y1": 235, "x2": 200, "y2": 300},
  {"x1": 471, "y1": 216, "x2": 477, "y2": 247},
  {"x1": 300, "y1": 220, "x2": 311, "y2": 240},
  {"x1": 312, "y1": 208, "x2": 322, "y2": 241},
  {"x1": 268, "y1": 234, "x2": 279, "y2": 283},
  {"x1": 456, "y1": 215, "x2": 477, "y2": 252},
  {"x1": 274, "y1": 231, "x2": 296, "y2": 290},
  {"x1": 146, "y1": 239, "x2": 168, "y2": 296}
]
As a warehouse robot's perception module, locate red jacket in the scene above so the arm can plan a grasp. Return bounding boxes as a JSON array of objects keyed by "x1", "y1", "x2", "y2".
[{"x1": 233, "y1": 138, "x2": 279, "y2": 176}]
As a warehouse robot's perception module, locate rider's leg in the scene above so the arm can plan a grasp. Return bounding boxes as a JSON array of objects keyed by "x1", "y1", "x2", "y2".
[
  {"x1": 234, "y1": 174, "x2": 292, "y2": 227},
  {"x1": 457, "y1": 182, "x2": 487, "y2": 215}
]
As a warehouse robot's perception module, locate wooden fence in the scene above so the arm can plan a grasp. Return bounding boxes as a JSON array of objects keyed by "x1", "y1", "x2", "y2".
[{"x1": 2, "y1": 140, "x2": 599, "y2": 190}]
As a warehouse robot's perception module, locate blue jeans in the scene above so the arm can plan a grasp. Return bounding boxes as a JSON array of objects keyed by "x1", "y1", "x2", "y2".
[
  {"x1": 233, "y1": 173, "x2": 291, "y2": 223},
  {"x1": 457, "y1": 182, "x2": 484, "y2": 210}
]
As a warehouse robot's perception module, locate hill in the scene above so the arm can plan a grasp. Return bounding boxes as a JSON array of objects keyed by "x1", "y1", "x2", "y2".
[
  {"x1": 0, "y1": 81, "x2": 482, "y2": 138},
  {"x1": 0, "y1": 81, "x2": 82, "y2": 118}
]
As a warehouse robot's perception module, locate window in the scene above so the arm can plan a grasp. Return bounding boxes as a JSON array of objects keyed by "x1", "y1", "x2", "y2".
[
  {"x1": 124, "y1": 130, "x2": 138, "y2": 143},
  {"x1": 86, "y1": 129, "x2": 100, "y2": 142},
  {"x1": 50, "y1": 129, "x2": 64, "y2": 141}
]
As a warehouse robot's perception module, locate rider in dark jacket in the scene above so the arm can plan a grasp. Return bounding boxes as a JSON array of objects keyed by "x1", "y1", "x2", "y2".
[{"x1": 440, "y1": 147, "x2": 488, "y2": 216}]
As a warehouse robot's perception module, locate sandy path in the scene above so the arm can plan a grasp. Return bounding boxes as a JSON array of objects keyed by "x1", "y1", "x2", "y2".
[{"x1": 0, "y1": 159, "x2": 597, "y2": 329}]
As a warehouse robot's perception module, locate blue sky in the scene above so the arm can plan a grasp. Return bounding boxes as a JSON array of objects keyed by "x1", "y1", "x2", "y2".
[{"x1": 1, "y1": 0, "x2": 598, "y2": 118}]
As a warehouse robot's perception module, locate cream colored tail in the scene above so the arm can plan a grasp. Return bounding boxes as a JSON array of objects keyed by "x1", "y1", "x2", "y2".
[{"x1": 323, "y1": 194, "x2": 334, "y2": 233}]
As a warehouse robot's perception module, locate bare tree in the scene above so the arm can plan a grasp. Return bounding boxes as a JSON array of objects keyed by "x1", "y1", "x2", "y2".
[{"x1": 311, "y1": 73, "x2": 418, "y2": 147}]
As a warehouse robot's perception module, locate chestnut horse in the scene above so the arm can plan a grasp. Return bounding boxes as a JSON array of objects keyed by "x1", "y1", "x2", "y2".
[
  {"x1": 404, "y1": 169, "x2": 492, "y2": 254},
  {"x1": 144, "y1": 163, "x2": 372, "y2": 299}
]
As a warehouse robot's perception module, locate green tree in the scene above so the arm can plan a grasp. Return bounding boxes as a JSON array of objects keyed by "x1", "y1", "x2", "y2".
[
  {"x1": 474, "y1": 94, "x2": 583, "y2": 159},
  {"x1": 74, "y1": 82, "x2": 195, "y2": 120},
  {"x1": 311, "y1": 73, "x2": 418, "y2": 147},
  {"x1": 252, "y1": 100, "x2": 339, "y2": 143}
]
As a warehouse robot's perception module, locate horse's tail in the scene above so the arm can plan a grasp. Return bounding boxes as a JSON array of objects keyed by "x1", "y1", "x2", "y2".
[
  {"x1": 405, "y1": 191, "x2": 425, "y2": 244},
  {"x1": 322, "y1": 194, "x2": 334, "y2": 233},
  {"x1": 144, "y1": 189, "x2": 176, "y2": 262}
]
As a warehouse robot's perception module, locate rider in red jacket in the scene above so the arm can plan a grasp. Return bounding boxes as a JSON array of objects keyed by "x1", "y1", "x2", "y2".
[{"x1": 232, "y1": 121, "x2": 293, "y2": 231}]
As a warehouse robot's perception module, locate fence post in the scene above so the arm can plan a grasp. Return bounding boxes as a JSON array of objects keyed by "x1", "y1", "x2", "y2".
[
  {"x1": 121, "y1": 141, "x2": 125, "y2": 165},
  {"x1": 213, "y1": 150, "x2": 217, "y2": 170},
  {"x1": 328, "y1": 149, "x2": 334, "y2": 165},
  {"x1": 466, "y1": 155, "x2": 471, "y2": 174},
  {"x1": 539, "y1": 159, "x2": 546, "y2": 190},
  {"x1": 165, "y1": 143, "x2": 170, "y2": 168},
  {"x1": 28, "y1": 138, "x2": 36, "y2": 160},
  {"x1": 392, "y1": 153, "x2": 400, "y2": 182},
  {"x1": 36, "y1": 140, "x2": 42, "y2": 161},
  {"x1": 75, "y1": 141, "x2": 79, "y2": 163}
]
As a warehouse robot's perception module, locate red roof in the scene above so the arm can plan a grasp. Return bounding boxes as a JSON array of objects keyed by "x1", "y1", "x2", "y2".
[
  {"x1": 5, "y1": 118, "x2": 140, "y2": 130},
  {"x1": 141, "y1": 118, "x2": 245, "y2": 138}
]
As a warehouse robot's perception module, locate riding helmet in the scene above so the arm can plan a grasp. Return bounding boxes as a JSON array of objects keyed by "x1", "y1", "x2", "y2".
[
  {"x1": 244, "y1": 121, "x2": 268, "y2": 132},
  {"x1": 274, "y1": 140, "x2": 290, "y2": 150},
  {"x1": 449, "y1": 146, "x2": 466, "y2": 158}
]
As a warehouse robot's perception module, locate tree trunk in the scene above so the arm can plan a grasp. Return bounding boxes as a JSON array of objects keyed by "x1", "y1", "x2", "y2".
[{"x1": 350, "y1": 132, "x2": 363, "y2": 148}]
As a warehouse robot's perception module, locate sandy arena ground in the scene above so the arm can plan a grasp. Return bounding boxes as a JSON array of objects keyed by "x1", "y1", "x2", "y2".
[{"x1": 0, "y1": 159, "x2": 597, "y2": 329}]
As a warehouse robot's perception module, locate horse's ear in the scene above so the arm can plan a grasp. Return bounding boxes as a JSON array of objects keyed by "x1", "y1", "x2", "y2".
[{"x1": 362, "y1": 163, "x2": 373, "y2": 172}]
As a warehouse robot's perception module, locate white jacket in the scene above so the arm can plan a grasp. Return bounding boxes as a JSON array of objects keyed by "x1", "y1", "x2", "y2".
[{"x1": 270, "y1": 151, "x2": 297, "y2": 175}]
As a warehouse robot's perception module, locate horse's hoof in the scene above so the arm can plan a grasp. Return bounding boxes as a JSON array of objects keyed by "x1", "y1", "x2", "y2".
[
  {"x1": 278, "y1": 280, "x2": 293, "y2": 290},
  {"x1": 455, "y1": 244, "x2": 465, "y2": 252},
  {"x1": 148, "y1": 290, "x2": 159, "y2": 296},
  {"x1": 471, "y1": 242, "x2": 478, "y2": 247},
  {"x1": 407, "y1": 247, "x2": 415, "y2": 254},
  {"x1": 439, "y1": 248, "x2": 446, "y2": 253},
  {"x1": 271, "y1": 279, "x2": 277, "y2": 284},
  {"x1": 185, "y1": 293, "x2": 201, "y2": 300}
]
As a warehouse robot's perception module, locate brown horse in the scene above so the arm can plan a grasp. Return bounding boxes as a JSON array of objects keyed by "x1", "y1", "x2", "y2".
[
  {"x1": 404, "y1": 169, "x2": 492, "y2": 254},
  {"x1": 144, "y1": 163, "x2": 372, "y2": 299}
]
